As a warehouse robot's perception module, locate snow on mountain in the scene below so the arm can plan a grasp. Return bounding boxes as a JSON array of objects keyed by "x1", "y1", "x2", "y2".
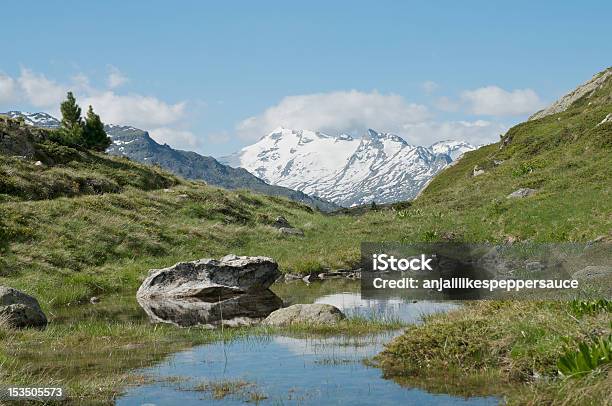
[
  {"x1": 221, "y1": 128, "x2": 477, "y2": 207},
  {"x1": 1, "y1": 111, "x2": 61, "y2": 129},
  {"x1": 429, "y1": 140, "x2": 477, "y2": 161}
]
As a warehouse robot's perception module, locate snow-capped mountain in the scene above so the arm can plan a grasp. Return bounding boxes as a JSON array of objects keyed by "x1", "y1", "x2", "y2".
[
  {"x1": 221, "y1": 128, "x2": 477, "y2": 207},
  {"x1": 1, "y1": 111, "x2": 60, "y2": 128},
  {"x1": 429, "y1": 140, "x2": 476, "y2": 161}
]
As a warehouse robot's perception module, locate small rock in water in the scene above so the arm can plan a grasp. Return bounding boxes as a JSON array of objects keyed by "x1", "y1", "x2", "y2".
[
  {"x1": 283, "y1": 273, "x2": 303, "y2": 282},
  {"x1": 507, "y1": 188, "x2": 537, "y2": 199},
  {"x1": 0, "y1": 286, "x2": 47, "y2": 328},
  {"x1": 263, "y1": 303, "x2": 345, "y2": 326},
  {"x1": 302, "y1": 273, "x2": 320, "y2": 284}
]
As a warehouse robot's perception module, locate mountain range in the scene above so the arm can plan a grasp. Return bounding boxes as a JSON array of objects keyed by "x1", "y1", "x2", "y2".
[
  {"x1": 1, "y1": 111, "x2": 338, "y2": 211},
  {"x1": 222, "y1": 128, "x2": 476, "y2": 207},
  {"x1": 2, "y1": 110, "x2": 477, "y2": 208}
]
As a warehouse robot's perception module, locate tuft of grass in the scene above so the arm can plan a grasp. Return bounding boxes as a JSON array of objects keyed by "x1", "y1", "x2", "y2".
[
  {"x1": 557, "y1": 335, "x2": 612, "y2": 378},
  {"x1": 192, "y1": 379, "x2": 254, "y2": 399},
  {"x1": 569, "y1": 299, "x2": 612, "y2": 317},
  {"x1": 269, "y1": 314, "x2": 405, "y2": 336},
  {"x1": 376, "y1": 301, "x2": 612, "y2": 404}
]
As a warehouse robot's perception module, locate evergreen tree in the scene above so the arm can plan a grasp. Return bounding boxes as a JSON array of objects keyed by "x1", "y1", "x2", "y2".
[
  {"x1": 59, "y1": 91, "x2": 83, "y2": 145},
  {"x1": 83, "y1": 106, "x2": 111, "y2": 151}
]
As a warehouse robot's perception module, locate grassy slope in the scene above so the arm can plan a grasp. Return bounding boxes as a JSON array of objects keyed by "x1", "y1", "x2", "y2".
[{"x1": 376, "y1": 70, "x2": 612, "y2": 405}]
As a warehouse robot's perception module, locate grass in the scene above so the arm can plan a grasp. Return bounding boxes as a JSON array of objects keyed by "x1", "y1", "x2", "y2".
[
  {"x1": 375, "y1": 300, "x2": 612, "y2": 405},
  {"x1": 569, "y1": 299, "x2": 612, "y2": 317},
  {"x1": 185, "y1": 379, "x2": 269, "y2": 403}
]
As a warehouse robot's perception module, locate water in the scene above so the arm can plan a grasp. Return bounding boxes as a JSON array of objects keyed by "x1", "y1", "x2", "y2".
[{"x1": 117, "y1": 281, "x2": 499, "y2": 405}]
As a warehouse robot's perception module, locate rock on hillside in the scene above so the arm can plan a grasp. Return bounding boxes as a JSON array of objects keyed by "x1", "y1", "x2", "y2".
[
  {"x1": 0, "y1": 115, "x2": 49, "y2": 159},
  {"x1": 0, "y1": 286, "x2": 48, "y2": 328},
  {"x1": 530, "y1": 67, "x2": 612, "y2": 120}
]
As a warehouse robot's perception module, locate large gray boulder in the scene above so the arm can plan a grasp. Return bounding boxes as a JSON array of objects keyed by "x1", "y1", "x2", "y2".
[
  {"x1": 137, "y1": 255, "x2": 280, "y2": 299},
  {"x1": 0, "y1": 286, "x2": 47, "y2": 328},
  {"x1": 263, "y1": 303, "x2": 345, "y2": 326}
]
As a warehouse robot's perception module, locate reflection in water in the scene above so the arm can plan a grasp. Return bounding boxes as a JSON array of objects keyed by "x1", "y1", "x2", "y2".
[
  {"x1": 119, "y1": 333, "x2": 500, "y2": 406},
  {"x1": 120, "y1": 281, "x2": 497, "y2": 405},
  {"x1": 313, "y1": 292, "x2": 459, "y2": 323},
  {"x1": 137, "y1": 289, "x2": 282, "y2": 328}
]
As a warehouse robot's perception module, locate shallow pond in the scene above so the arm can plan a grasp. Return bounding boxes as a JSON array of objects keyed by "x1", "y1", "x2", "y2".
[{"x1": 117, "y1": 280, "x2": 499, "y2": 405}]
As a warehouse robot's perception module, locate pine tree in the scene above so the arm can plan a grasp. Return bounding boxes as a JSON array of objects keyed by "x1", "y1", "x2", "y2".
[
  {"x1": 83, "y1": 106, "x2": 110, "y2": 151},
  {"x1": 59, "y1": 91, "x2": 83, "y2": 145}
]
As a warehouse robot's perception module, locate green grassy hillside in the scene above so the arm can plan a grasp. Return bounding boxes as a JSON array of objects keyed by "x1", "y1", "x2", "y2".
[
  {"x1": 408, "y1": 68, "x2": 611, "y2": 242},
  {"x1": 1, "y1": 115, "x2": 180, "y2": 201},
  {"x1": 376, "y1": 68, "x2": 612, "y2": 405}
]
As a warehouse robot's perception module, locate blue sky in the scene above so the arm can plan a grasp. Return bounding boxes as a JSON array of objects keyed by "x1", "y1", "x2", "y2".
[{"x1": 1, "y1": 0, "x2": 610, "y2": 156}]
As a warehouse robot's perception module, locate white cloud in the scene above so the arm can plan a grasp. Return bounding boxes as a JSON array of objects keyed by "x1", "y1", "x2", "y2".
[
  {"x1": 206, "y1": 131, "x2": 231, "y2": 144},
  {"x1": 0, "y1": 73, "x2": 17, "y2": 104},
  {"x1": 461, "y1": 86, "x2": 543, "y2": 116},
  {"x1": 421, "y1": 81, "x2": 439, "y2": 95},
  {"x1": 80, "y1": 91, "x2": 186, "y2": 129},
  {"x1": 107, "y1": 66, "x2": 128, "y2": 89},
  {"x1": 0, "y1": 67, "x2": 186, "y2": 131},
  {"x1": 17, "y1": 68, "x2": 66, "y2": 108},
  {"x1": 0, "y1": 67, "x2": 195, "y2": 150},
  {"x1": 434, "y1": 96, "x2": 460, "y2": 112},
  {"x1": 401, "y1": 120, "x2": 507, "y2": 146},
  {"x1": 149, "y1": 127, "x2": 200, "y2": 149},
  {"x1": 237, "y1": 90, "x2": 430, "y2": 139}
]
